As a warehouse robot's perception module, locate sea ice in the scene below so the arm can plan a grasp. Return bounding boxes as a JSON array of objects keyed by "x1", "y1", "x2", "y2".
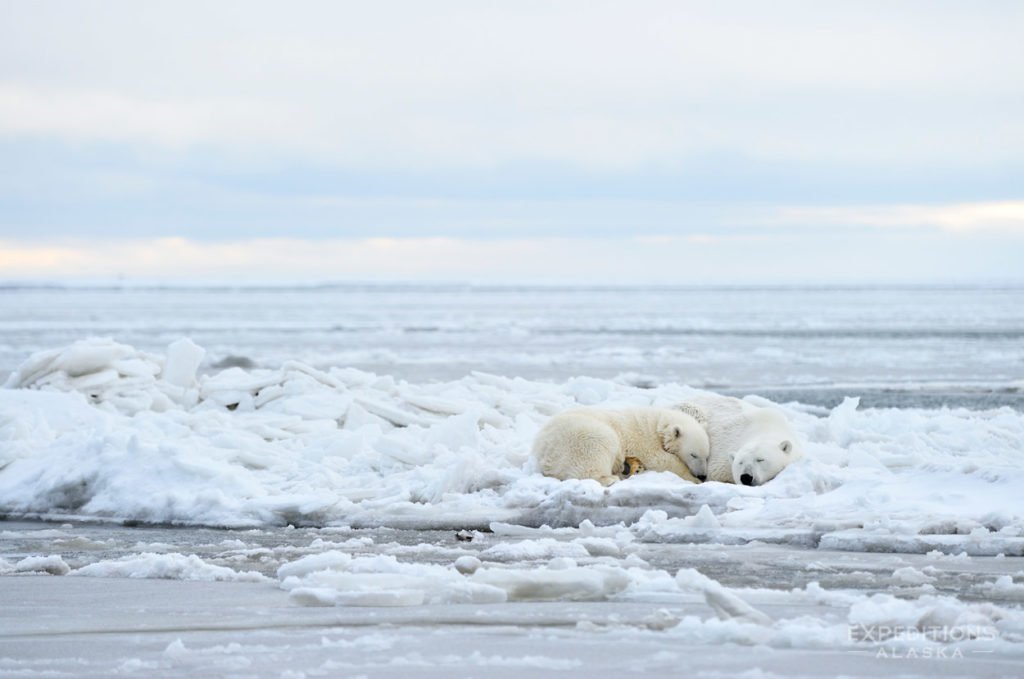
[
  {"x1": 2, "y1": 288, "x2": 1023, "y2": 678},
  {"x1": 71, "y1": 552, "x2": 270, "y2": 582}
]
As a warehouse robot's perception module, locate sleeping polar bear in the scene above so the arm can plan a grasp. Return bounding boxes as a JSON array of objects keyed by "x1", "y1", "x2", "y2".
[
  {"x1": 675, "y1": 395, "x2": 803, "y2": 486},
  {"x1": 532, "y1": 407, "x2": 710, "y2": 486}
]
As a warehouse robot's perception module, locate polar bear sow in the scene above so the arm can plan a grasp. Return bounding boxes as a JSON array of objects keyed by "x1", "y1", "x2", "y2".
[
  {"x1": 675, "y1": 395, "x2": 803, "y2": 486},
  {"x1": 532, "y1": 407, "x2": 710, "y2": 486}
]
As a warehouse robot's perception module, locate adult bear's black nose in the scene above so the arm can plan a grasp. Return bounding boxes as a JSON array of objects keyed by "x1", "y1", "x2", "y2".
[
  {"x1": 696, "y1": 474, "x2": 707, "y2": 482},
  {"x1": 740, "y1": 473, "x2": 754, "y2": 486}
]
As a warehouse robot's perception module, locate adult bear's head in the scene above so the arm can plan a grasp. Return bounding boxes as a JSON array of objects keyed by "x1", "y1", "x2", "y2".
[{"x1": 731, "y1": 436, "x2": 804, "y2": 486}]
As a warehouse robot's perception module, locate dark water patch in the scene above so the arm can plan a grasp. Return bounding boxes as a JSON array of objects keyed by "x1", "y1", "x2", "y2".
[{"x1": 211, "y1": 355, "x2": 258, "y2": 370}]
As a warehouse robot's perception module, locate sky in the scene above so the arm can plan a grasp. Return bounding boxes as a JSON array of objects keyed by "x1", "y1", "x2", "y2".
[{"x1": 1, "y1": 0, "x2": 1023, "y2": 284}]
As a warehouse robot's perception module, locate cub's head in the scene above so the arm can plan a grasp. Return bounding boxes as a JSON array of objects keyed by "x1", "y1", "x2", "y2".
[
  {"x1": 731, "y1": 437, "x2": 804, "y2": 486},
  {"x1": 659, "y1": 411, "x2": 710, "y2": 481}
]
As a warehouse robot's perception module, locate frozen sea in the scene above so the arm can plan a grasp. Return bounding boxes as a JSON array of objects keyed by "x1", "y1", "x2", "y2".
[
  {"x1": 1, "y1": 283, "x2": 1023, "y2": 678},
  {"x1": 2, "y1": 283, "x2": 1023, "y2": 408}
]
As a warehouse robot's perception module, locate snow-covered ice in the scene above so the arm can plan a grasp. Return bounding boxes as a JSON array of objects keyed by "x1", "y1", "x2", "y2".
[
  {"x1": 1, "y1": 283, "x2": 1022, "y2": 677},
  {"x1": 2, "y1": 337, "x2": 1022, "y2": 548}
]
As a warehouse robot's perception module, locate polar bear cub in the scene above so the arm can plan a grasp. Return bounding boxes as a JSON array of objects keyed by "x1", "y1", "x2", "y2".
[
  {"x1": 675, "y1": 395, "x2": 803, "y2": 486},
  {"x1": 532, "y1": 407, "x2": 710, "y2": 486}
]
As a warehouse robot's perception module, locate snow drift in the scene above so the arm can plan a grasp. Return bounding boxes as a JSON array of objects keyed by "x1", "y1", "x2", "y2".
[{"x1": 1, "y1": 338, "x2": 1022, "y2": 557}]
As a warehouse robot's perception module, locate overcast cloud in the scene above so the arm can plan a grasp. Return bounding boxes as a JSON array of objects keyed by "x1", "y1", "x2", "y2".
[{"x1": 1, "y1": 0, "x2": 1022, "y2": 282}]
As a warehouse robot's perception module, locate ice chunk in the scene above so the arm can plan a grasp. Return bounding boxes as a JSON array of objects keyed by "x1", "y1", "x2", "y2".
[
  {"x1": 644, "y1": 608, "x2": 682, "y2": 630},
  {"x1": 353, "y1": 396, "x2": 428, "y2": 428},
  {"x1": 277, "y1": 551, "x2": 352, "y2": 580},
  {"x1": 980, "y1": 575, "x2": 1024, "y2": 598},
  {"x1": 277, "y1": 552, "x2": 507, "y2": 607},
  {"x1": 161, "y1": 338, "x2": 206, "y2": 388},
  {"x1": 675, "y1": 568, "x2": 772, "y2": 626},
  {"x1": 454, "y1": 556, "x2": 481, "y2": 574},
  {"x1": 71, "y1": 553, "x2": 268, "y2": 582},
  {"x1": 471, "y1": 565, "x2": 630, "y2": 601},
  {"x1": 287, "y1": 587, "x2": 343, "y2": 607},
  {"x1": 14, "y1": 555, "x2": 70, "y2": 575},
  {"x1": 702, "y1": 583, "x2": 773, "y2": 626},
  {"x1": 576, "y1": 537, "x2": 622, "y2": 557},
  {"x1": 290, "y1": 587, "x2": 425, "y2": 607},
  {"x1": 163, "y1": 639, "x2": 190, "y2": 659},
  {"x1": 692, "y1": 504, "x2": 721, "y2": 530},
  {"x1": 5, "y1": 338, "x2": 137, "y2": 387},
  {"x1": 892, "y1": 566, "x2": 937, "y2": 585},
  {"x1": 479, "y1": 538, "x2": 590, "y2": 562}
]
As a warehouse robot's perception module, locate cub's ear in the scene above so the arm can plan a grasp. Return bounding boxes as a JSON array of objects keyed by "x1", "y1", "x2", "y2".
[
  {"x1": 780, "y1": 440, "x2": 792, "y2": 454},
  {"x1": 662, "y1": 424, "x2": 682, "y2": 451},
  {"x1": 674, "y1": 402, "x2": 708, "y2": 426}
]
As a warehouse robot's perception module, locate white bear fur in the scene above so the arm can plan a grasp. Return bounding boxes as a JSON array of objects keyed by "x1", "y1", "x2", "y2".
[
  {"x1": 532, "y1": 407, "x2": 710, "y2": 486},
  {"x1": 675, "y1": 395, "x2": 803, "y2": 486}
]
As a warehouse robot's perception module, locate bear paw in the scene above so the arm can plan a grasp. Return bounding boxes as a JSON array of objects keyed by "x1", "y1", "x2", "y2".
[{"x1": 621, "y1": 456, "x2": 646, "y2": 478}]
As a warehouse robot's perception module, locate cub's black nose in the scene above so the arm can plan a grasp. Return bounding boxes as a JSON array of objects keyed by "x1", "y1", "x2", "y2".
[
  {"x1": 740, "y1": 473, "x2": 754, "y2": 486},
  {"x1": 696, "y1": 475, "x2": 707, "y2": 482}
]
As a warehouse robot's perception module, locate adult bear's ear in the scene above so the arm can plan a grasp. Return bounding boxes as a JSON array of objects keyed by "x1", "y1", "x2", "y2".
[
  {"x1": 780, "y1": 440, "x2": 792, "y2": 454},
  {"x1": 675, "y1": 402, "x2": 708, "y2": 426}
]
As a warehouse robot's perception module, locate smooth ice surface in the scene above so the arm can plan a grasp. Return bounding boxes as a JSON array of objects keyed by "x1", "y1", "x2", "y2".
[{"x1": 3, "y1": 524, "x2": 1024, "y2": 678}]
